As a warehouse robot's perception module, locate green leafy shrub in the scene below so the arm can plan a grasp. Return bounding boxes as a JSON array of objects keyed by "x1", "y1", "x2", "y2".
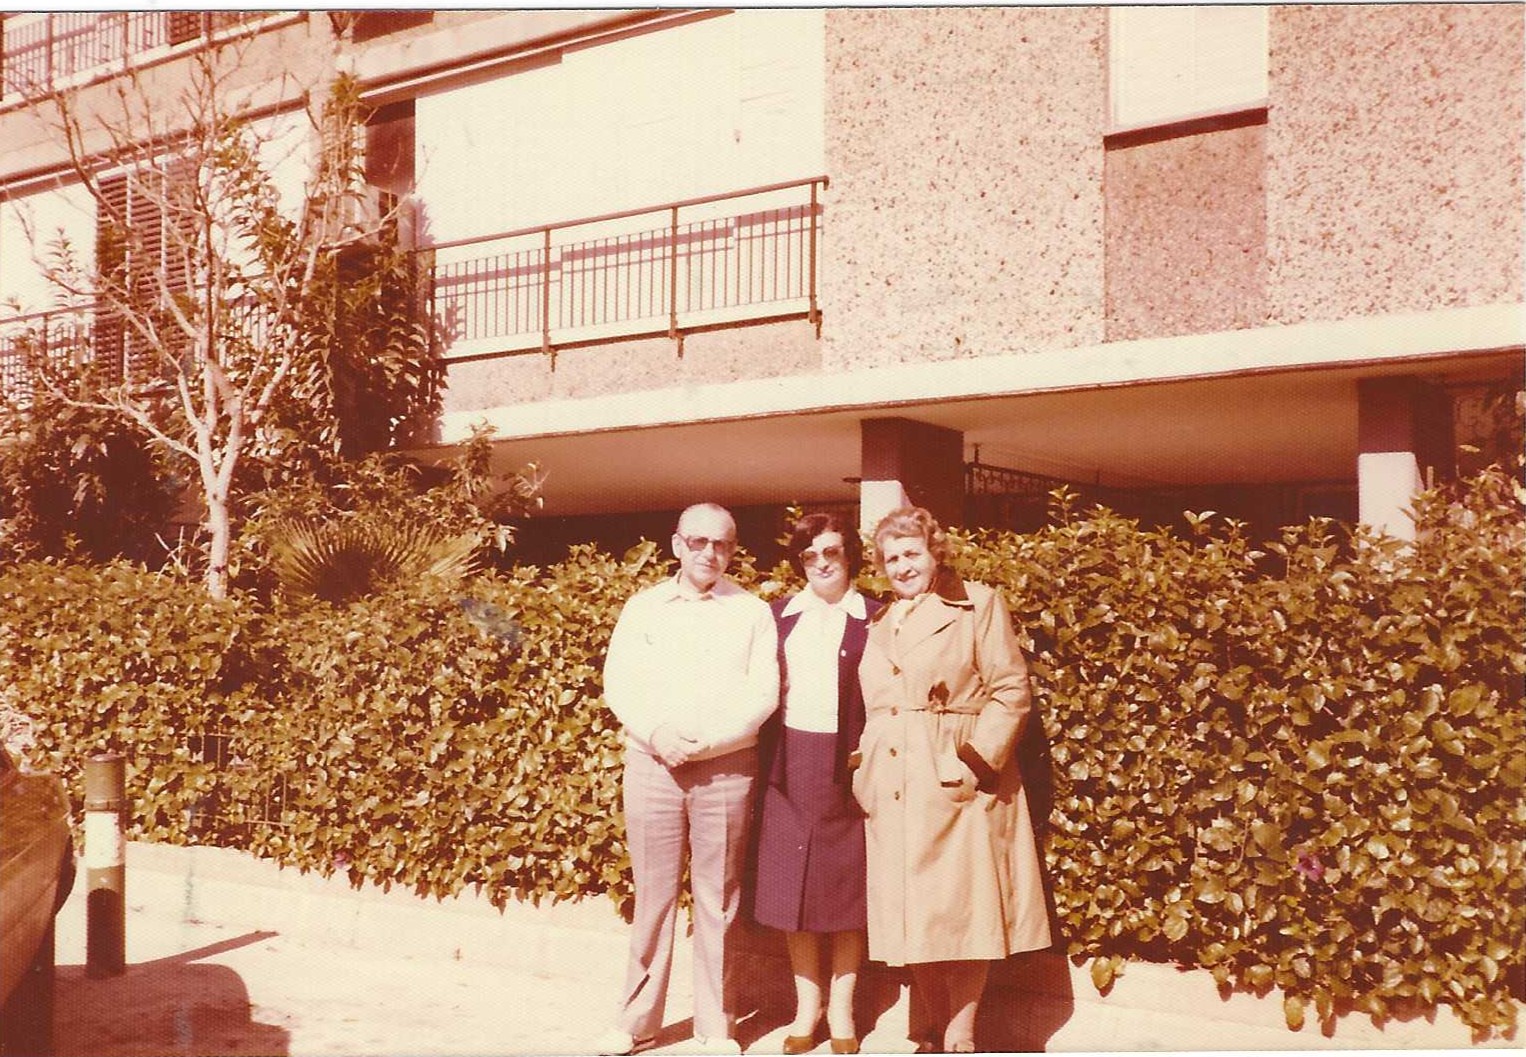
[
  {"x1": 948, "y1": 471, "x2": 1523, "y2": 1040},
  {"x1": 241, "y1": 541, "x2": 669, "y2": 913},
  {"x1": 0, "y1": 559, "x2": 263, "y2": 836},
  {"x1": 0, "y1": 392, "x2": 178, "y2": 564},
  {"x1": 2, "y1": 471, "x2": 1519, "y2": 1039},
  {"x1": 0, "y1": 542, "x2": 670, "y2": 915}
]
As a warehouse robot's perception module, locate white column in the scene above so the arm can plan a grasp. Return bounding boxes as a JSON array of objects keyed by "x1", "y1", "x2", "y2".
[
  {"x1": 1357, "y1": 451, "x2": 1424, "y2": 542},
  {"x1": 858, "y1": 479, "x2": 910, "y2": 539}
]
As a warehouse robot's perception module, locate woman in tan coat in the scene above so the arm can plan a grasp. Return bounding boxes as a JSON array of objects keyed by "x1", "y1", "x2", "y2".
[{"x1": 852, "y1": 507, "x2": 1052, "y2": 1053}]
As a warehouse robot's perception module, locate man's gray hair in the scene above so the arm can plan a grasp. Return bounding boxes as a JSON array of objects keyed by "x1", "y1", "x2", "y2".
[{"x1": 676, "y1": 502, "x2": 735, "y2": 531}]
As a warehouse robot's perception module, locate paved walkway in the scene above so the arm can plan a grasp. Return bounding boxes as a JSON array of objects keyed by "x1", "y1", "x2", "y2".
[{"x1": 51, "y1": 841, "x2": 1504, "y2": 1056}]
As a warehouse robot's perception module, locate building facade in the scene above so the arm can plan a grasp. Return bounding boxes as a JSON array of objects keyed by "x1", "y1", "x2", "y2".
[{"x1": 2, "y1": 8, "x2": 1521, "y2": 559}]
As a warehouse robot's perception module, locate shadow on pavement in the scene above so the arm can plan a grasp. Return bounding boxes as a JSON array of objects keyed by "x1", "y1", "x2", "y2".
[
  {"x1": 733, "y1": 925, "x2": 795, "y2": 1048},
  {"x1": 977, "y1": 726, "x2": 1075, "y2": 1052},
  {"x1": 980, "y1": 949, "x2": 1075, "y2": 1052},
  {"x1": 734, "y1": 923, "x2": 907, "y2": 1050},
  {"x1": 55, "y1": 932, "x2": 291, "y2": 1057}
]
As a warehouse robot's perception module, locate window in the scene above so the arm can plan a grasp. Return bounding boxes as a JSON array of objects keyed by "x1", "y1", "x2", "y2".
[{"x1": 1108, "y1": 6, "x2": 1268, "y2": 132}]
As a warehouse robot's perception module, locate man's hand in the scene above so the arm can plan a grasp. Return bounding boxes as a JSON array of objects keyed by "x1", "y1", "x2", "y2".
[{"x1": 650, "y1": 724, "x2": 701, "y2": 768}]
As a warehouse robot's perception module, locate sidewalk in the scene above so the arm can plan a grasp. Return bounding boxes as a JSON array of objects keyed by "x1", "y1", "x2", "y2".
[{"x1": 51, "y1": 841, "x2": 1503, "y2": 1056}]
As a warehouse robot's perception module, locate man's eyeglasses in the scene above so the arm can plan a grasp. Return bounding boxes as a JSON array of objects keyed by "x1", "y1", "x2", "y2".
[
  {"x1": 799, "y1": 544, "x2": 846, "y2": 566},
  {"x1": 677, "y1": 535, "x2": 737, "y2": 556}
]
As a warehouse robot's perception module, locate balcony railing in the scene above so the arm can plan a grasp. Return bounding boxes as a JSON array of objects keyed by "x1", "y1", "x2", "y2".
[
  {"x1": 0, "y1": 177, "x2": 829, "y2": 402},
  {"x1": 425, "y1": 176, "x2": 827, "y2": 360},
  {"x1": 0, "y1": 12, "x2": 272, "y2": 102},
  {"x1": 0, "y1": 296, "x2": 278, "y2": 405},
  {"x1": 0, "y1": 307, "x2": 94, "y2": 404}
]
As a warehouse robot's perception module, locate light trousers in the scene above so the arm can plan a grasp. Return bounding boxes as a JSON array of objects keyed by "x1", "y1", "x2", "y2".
[{"x1": 618, "y1": 744, "x2": 758, "y2": 1041}]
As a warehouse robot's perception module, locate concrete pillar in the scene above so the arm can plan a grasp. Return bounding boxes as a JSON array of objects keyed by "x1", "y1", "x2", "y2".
[
  {"x1": 859, "y1": 417, "x2": 965, "y2": 537},
  {"x1": 1357, "y1": 377, "x2": 1453, "y2": 541}
]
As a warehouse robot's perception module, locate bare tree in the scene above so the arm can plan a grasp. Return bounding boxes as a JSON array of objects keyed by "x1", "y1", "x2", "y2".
[{"x1": 14, "y1": 31, "x2": 429, "y2": 598}]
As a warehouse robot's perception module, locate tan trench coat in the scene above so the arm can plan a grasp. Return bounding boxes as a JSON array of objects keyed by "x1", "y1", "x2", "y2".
[{"x1": 852, "y1": 568, "x2": 1052, "y2": 966}]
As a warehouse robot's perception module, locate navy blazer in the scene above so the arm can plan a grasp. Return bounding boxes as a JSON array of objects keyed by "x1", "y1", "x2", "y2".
[{"x1": 759, "y1": 592, "x2": 882, "y2": 788}]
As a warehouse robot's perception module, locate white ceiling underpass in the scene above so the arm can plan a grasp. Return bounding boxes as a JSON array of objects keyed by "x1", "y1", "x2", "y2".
[{"x1": 440, "y1": 348, "x2": 1518, "y2": 520}]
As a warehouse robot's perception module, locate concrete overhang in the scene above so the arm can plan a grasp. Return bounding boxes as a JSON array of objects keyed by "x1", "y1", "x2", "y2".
[{"x1": 425, "y1": 302, "x2": 1524, "y2": 516}]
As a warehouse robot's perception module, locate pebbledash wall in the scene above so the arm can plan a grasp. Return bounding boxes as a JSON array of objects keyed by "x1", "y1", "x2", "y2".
[
  {"x1": 447, "y1": 5, "x2": 1523, "y2": 388},
  {"x1": 823, "y1": 7, "x2": 1108, "y2": 367},
  {"x1": 822, "y1": 5, "x2": 1524, "y2": 360}
]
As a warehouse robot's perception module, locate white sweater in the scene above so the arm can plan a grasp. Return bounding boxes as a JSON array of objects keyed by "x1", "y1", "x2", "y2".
[{"x1": 602, "y1": 576, "x2": 779, "y2": 762}]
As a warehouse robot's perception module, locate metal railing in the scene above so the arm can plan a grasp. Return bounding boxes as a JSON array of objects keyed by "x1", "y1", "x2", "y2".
[
  {"x1": 0, "y1": 307, "x2": 94, "y2": 403},
  {"x1": 0, "y1": 300, "x2": 259, "y2": 403},
  {"x1": 427, "y1": 176, "x2": 827, "y2": 359},
  {"x1": 0, "y1": 12, "x2": 269, "y2": 101},
  {"x1": 0, "y1": 177, "x2": 829, "y2": 400},
  {"x1": 173, "y1": 731, "x2": 294, "y2": 846}
]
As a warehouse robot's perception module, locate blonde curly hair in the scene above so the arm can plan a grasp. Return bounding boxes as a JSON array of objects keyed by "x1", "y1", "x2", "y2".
[{"x1": 870, "y1": 506, "x2": 950, "y2": 571}]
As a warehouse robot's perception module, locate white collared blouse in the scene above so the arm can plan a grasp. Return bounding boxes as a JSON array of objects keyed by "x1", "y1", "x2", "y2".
[{"x1": 779, "y1": 587, "x2": 867, "y2": 733}]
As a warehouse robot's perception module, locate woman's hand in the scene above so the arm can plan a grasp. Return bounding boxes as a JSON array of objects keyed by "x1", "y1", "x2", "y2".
[{"x1": 936, "y1": 749, "x2": 978, "y2": 803}]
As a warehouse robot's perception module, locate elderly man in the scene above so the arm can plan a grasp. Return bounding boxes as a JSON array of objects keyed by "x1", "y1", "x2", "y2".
[{"x1": 596, "y1": 503, "x2": 779, "y2": 1056}]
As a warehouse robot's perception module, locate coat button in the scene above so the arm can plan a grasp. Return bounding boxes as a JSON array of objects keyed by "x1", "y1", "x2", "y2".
[
  {"x1": 891, "y1": 664, "x2": 901, "y2": 675},
  {"x1": 894, "y1": 791, "x2": 900, "y2": 800},
  {"x1": 889, "y1": 748, "x2": 897, "y2": 757},
  {"x1": 890, "y1": 707, "x2": 898, "y2": 716}
]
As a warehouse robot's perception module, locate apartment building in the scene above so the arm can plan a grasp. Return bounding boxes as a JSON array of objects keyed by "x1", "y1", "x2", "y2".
[{"x1": 2, "y1": 8, "x2": 1521, "y2": 559}]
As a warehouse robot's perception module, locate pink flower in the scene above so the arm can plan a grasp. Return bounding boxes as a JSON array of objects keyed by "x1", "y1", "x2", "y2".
[{"x1": 1294, "y1": 851, "x2": 1325, "y2": 883}]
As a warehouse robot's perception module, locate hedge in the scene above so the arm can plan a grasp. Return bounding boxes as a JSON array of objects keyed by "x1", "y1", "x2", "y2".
[
  {"x1": 953, "y1": 472, "x2": 1523, "y2": 1038},
  {"x1": 0, "y1": 468, "x2": 1520, "y2": 1039}
]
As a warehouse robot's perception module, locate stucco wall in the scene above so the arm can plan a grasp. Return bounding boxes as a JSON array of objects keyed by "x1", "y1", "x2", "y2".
[
  {"x1": 411, "y1": 11, "x2": 823, "y2": 242},
  {"x1": 1266, "y1": 4, "x2": 1525, "y2": 323},
  {"x1": 1104, "y1": 124, "x2": 1268, "y2": 342},
  {"x1": 821, "y1": 7, "x2": 1107, "y2": 371}
]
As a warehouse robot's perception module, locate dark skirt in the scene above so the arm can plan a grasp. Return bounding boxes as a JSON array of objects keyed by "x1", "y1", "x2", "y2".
[{"x1": 751, "y1": 726, "x2": 867, "y2": 933}]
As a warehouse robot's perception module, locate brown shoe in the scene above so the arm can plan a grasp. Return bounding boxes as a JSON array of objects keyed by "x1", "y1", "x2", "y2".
[
  {"x1": 782, "y1": 1035, "x2": 815, "y2": 1055},
  {"x1": 829, "y1": 1039, "x2": 859, "y2": 1054}
]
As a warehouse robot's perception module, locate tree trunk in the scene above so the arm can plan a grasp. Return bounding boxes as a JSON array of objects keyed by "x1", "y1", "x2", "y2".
[{"x1": 204, "y1": 487, "x2": 231, "y2": 601}]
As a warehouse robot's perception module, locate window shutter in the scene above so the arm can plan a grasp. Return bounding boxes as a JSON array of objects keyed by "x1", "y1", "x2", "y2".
[
  {"x1": 1192, "y1": 8, "x2": 1268, "y2": 116},
  {"x1": 94, "y1": 162, "x2": 194, "y2": 386},
  {"x1": 161, "y1": 156, "x2": 196, "y2": 300},
  {"x1": 124, "y1": 171, "x2": 162, "y2": 383},
  {"x1": 94, "y1": 174, "x2": 129, "y2": 381},
  {"x1": 167, "y1": 12, "x2": 203, "y2": 46}
]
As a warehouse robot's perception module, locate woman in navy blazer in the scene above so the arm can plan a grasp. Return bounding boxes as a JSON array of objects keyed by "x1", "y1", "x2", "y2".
[{"x1": 751, "y1": 512, "x2": 881, "y2": 1055}]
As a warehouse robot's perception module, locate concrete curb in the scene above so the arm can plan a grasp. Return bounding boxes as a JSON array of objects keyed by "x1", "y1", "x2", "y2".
[
  {"x1": 125, "y1": 840, "x2": 633, "y2": 977},
  {"x1": 120, "y1": 841, "x2": 1512, "y2": 1052}
]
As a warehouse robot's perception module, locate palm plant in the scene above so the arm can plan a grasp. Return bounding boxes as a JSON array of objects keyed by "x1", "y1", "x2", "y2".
[{"x1": 267, "y1": 518, "x2": 479, "y2": 603}]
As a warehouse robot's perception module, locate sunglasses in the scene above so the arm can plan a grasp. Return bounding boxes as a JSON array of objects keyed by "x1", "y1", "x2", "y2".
[
  {"x1": 799, "y1": 544, "x2": 846, "y2": 566},
  {"x1": 677, "y1": 534, "x2": 737, "y2": 555}
]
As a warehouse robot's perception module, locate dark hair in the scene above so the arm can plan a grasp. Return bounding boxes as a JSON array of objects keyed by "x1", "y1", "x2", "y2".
[
  {"x1": 871, "y1": 506, "x2": 950, "y2": 570},
  {"x1": 785, "y1": 511, "x2": 863, "y2": 578}
]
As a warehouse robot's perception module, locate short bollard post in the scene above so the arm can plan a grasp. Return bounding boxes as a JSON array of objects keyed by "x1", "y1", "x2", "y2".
[{"x1": 84, "y1": 752, "x2": 126, "y2": 978}]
